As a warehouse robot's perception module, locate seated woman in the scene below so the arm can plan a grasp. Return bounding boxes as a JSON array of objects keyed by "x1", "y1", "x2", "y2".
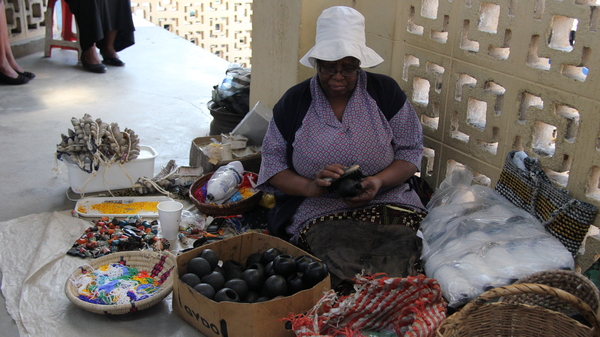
[
  {"x1": 0, "y1": 0, "x2": 34, "y2": 84},
  {"x1": 257, "y1": 6, "x2": 427, "y2": 285},
  {"x1": 65, "y1": 0, "x2": 135, "y2": 73}
]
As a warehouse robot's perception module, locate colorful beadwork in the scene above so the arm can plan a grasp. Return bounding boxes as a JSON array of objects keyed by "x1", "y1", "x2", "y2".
[
  {"x1": 67, "y1": 216, "x2": 170, "y2": 259},
  {"x1": 72, "y1": 263, "x2": 163, "y2": 305}
]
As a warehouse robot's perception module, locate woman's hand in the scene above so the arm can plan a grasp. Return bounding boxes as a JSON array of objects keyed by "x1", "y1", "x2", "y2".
[
  {"x1": 268, "y1": 165, "x2": 346, "y2": 198},
  {"x1": 316, "y1": 164, "x2": 346, "y2": 181},
  {"x1": 304, "y1": 164, "x2": 346, "y2": 197},
  {"x1": 341, "y1": 160, "x2": 418, "y2": 207},
  {"x1": 342, "y1": 176, "x2": 382, "y2": 208}
]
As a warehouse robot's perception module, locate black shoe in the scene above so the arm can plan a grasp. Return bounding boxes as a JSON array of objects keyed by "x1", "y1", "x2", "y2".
[
  {"x1": 81, "y1": 59, "x2": 107, "y2": 73},
  {"x1": 17, "y1": 71, "x2": 35, "y2": 79},
  {"x1": 0, "y1": 71, "x2": 30, "y2": 85},
  {"x1": 102, "y1": 57, "x2": 125, "y2": 67}
]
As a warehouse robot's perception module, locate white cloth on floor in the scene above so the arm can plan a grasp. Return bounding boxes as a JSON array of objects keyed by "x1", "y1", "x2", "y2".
[{"x1": 0, "y1": 211, "x2": 201, "y2": 337}]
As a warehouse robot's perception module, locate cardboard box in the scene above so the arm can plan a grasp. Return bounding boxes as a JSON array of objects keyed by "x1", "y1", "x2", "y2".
[
  {"x1": 189, "y1": 135, "x2": 262, "y2": 173},
  {"x1": 231, "y1": 101, "x2": 273, "y2": 146},
  {"x1": 174, "y1": 166, "x2": 204, "y2": 186},
  {"x1": 64, "y1": 145, "x2": 157, "y2": 194},
  {"x1": 172, "y1": 233, "x2": 331, "y2": 337},
  {"x1": 221, "y1": 134, "x2": 248, "y2": 150}
]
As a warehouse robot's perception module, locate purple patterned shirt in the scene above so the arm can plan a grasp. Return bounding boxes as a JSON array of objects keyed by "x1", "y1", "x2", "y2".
[{"x1": 258, "y1": 71, "x2": 424, "y2": 242}]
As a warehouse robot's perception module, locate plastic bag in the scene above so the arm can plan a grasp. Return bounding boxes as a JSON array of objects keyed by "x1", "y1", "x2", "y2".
[
  {"x1": 420, "y1": 168, "x2": 574, "y2": 308},
  {"x1": 215, "y1": 66, "x2": 250, "y2": 99},
  {"x1": 212, "y1": 66, "x2": 251, "y2": 115},
  {"x1": 180, "y1": 210, "x2": 205, "y2": 231}
]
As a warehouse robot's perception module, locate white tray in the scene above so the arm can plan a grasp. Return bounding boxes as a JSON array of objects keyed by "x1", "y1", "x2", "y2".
[{"x1": 75, "y1": 196, "x2": 173, "y2": 218}]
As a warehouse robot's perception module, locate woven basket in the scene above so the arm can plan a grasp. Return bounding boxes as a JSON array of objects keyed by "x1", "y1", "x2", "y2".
[
  {"x1": 64, "y1": 250, "x2": 176, "y2": 315},
  {"x1": 499, "y1": 269, "x2": 600, "y2": 317},
  {"x1": 437, "y1": 283, "x2": 600, "y2": 337},
  {"x1": 189, "y1": 171, "x2": 263, "y2": 216}
]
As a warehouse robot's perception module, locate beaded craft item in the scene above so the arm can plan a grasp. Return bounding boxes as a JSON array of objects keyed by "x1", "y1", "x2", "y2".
[{"x1": 72, "y1": 263, "x2": 164, "y2": 305}]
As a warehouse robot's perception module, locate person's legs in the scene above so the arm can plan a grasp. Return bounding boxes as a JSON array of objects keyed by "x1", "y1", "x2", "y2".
[
  {"x1": 64, "y1": 0, "x2": 106, "y2": 73},
  {"x1": 80, "y1": 43, "x2": 106, "y2": 73},
  {"x1": 0, "y1": 0, "x2": 28, "y2": 84},
  {"x1": 68, "y1": 0, "x2": 132, "y2": 68},
  {"x1": 81, "y1": 44, "x2": 101, "y2": 65},
  {"x1": 100, "y1": 30, "x2": 118, "y2": 59},
  {"x1": 3, "y1": 35, "x2": 22, "y2": 73},
  {"x1": 99, "y1": 30, "x2": 124, "y2": 66}
]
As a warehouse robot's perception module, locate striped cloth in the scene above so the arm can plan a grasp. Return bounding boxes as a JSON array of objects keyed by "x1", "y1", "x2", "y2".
[{"x1": 287, "y1": 274, "x2": 446, "y2": 337}]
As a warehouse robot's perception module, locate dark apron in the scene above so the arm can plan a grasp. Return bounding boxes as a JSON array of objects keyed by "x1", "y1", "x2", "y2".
[{"x1": 300, "y1": 204, "x2": 426, "y2": 287}]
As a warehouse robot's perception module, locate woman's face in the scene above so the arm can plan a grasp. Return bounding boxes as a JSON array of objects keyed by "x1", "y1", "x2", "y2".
[{"x1": 317, "y1": 57, "x2": 361, "y2": 99}]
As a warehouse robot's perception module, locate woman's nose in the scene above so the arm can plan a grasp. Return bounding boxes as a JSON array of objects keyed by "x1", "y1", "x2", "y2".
[{"x1": 332, "y1": 70, "x2": 345, "y2": 79}]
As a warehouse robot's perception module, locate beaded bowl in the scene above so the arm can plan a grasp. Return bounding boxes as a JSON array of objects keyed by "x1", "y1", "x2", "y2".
[{"x1": 64, "y1": 250, "x2": 176, "y2": 315}]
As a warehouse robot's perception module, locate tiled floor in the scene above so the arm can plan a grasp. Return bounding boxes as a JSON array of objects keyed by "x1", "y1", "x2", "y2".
[{"x1": 0, "y1": 16, "x2": 231, "y2": 336}]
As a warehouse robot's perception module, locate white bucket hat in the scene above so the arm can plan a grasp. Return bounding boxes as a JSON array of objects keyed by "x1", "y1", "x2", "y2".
[{"x1": 299, "y1": 6, "x2": 384, "y2": 69}]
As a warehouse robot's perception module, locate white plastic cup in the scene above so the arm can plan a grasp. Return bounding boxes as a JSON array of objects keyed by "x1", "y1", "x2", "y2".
[{"x1": 157, "y1": 201, "x2": 184, "y2": 240}]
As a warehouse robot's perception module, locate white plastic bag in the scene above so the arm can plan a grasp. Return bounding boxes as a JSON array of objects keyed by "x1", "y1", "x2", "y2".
[
  {"x1": 215, "y1": 66, "x2": 251, "y2": 100},
  {"x1": 421, "y1": 169, "x2": 574, "y2": 308}
]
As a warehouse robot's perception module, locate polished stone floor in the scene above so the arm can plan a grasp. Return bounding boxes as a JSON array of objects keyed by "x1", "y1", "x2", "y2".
[{"x1": 0, "y1": 15, "x2": 231, "y2": 336}]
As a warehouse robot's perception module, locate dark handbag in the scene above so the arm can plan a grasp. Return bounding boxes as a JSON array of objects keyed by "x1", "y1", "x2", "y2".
[{"x1": 494, "y1": 151, "x2": 598, "y2": 256}]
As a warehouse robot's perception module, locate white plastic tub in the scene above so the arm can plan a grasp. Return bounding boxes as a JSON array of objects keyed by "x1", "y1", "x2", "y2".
[{"x1": 64, "y1": 145, "x2": 157, "y2": 194}]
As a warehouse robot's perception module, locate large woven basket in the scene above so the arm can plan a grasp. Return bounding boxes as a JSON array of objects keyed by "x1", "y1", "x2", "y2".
[
  {"x1": 64, "y1": 250, "x2": 176, "y2": 315},
  {"x1": 437, "y1": 283, "x2": 600, "y2": 337},
  {"x1": 499, "y1": 269, "x2": 600, "y2": 317},
  {"x1": 189, "y1": 171, "x2": 263, "y2": 216}
]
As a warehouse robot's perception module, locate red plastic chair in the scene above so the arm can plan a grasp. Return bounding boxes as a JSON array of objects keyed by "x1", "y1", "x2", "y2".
[{"x1": 44, "y1": 0, "x2": 81, "y2": 57}]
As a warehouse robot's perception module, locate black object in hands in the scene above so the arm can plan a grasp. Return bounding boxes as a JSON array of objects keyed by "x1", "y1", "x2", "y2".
[
  {"x1": 336, "y1": 179, "x2": 363, "y2": 198},
  {"x1": 325, "y1": 165, "x2": 364, "y2": 198}
]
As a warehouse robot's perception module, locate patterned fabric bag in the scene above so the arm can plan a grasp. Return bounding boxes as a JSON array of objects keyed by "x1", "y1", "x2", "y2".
[
  {"x1": 286, "y1": 274, "x2": 446, "y2": 337},
  {"x1": 494, "y1": 151, "x2": 598, "y2": 256}
]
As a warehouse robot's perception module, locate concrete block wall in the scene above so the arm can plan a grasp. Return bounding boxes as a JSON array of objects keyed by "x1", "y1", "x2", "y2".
[
  {"x1": 5, "y1": 0, "x2": 48, "y2": 56},
  {"x1": 251, "y1": 0, "x2": 600, "y2": 216},
  {"x1": 130, "y1": 1, "x2": 253, "y2": 67},
  {"x1": 398, "y1": 0, "x2": 600, "y2": 198}
]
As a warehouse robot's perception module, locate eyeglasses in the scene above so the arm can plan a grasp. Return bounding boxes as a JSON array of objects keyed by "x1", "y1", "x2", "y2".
[{"x1": 318, "y1": 65, "x2": 360, "y2": 77}]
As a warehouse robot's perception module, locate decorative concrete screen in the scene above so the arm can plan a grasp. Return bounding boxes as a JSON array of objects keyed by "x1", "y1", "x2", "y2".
[
  {"x1": 396, "y1": 0, "x2": 600, "y2": 210},
  {"x1": 5, "y1": 0, "x2": 47, "y2": 43},
  {"x1": 130, "y1": 0, "x2": 253, "y2": 67}
]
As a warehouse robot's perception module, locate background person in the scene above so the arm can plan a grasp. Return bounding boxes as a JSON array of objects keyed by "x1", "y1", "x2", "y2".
[
  {"x1": 65, "y1": 0, "x2": 135, "y2": 73},
  {"x1": 0, "y1": 0, "x2": 34, "y2": 84}
]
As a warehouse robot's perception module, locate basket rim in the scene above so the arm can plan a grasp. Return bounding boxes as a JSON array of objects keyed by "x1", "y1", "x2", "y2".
[
  {"x1": 437, "y1": 283, "x2": 600, "y2": 336},
  {"x1": 437, "y1": 301, "x2": 593, "y2": 337},
  {"x1": 64, "y1": 250, "x2": 176, "y2": 315},
  {"x1": 499, "y1": 269, "x2": 600, "y2": 314}
]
